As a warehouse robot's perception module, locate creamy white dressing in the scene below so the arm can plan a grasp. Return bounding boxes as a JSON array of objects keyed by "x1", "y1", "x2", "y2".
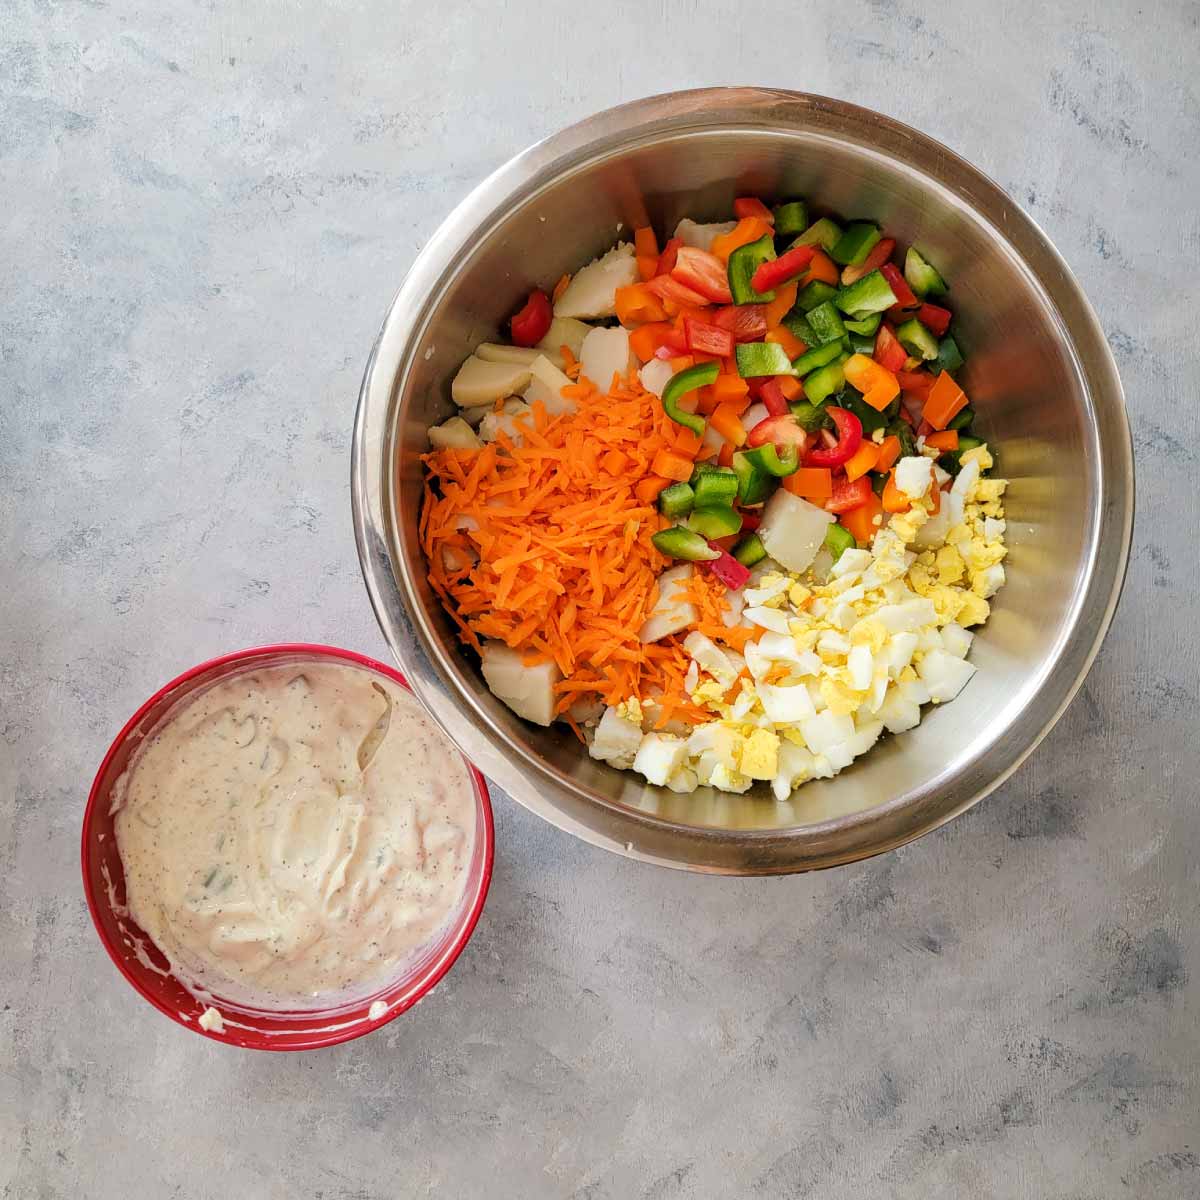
[{"x1": 113, "y1": 663, "x2": 476, "y2": 1012}]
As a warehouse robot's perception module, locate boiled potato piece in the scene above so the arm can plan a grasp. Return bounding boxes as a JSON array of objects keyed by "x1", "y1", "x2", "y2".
[
  {"x1": 523, "y1": 354, "x2": 575, "y2": 415},
  {"x1": 553, "y1": 244, "x2": 638, "y2": 319},
  {"x1": 428, "y1": 416, "x2": 482, "y2": 451},
  {"x1": 536, "y1": 316, "x2": 592, "y2": 359},
  {"x1": 674, "y1": 218, "x2": 736, "y2": 251},
  {"x1": 579, "y1": 326, "x2": 633, "y2": 392},
  {"x1": 478, "y1": 399, "x2": 532, "y2": 443},
  {"x1": 638, "y1": 565, "x2": 698, "y2": 643},
  {"x1": 451, "y1": 356, "x2": 533, "y2": 408},
  {"x1": 480, "y1": 641, "x2": 561, "y2": 726},
  {"x1": 476, "y1": 343, "x2": 543, "y2": 366},
  {"x1": 758, "y1": 489, "x2": 835, "y2": 574}
]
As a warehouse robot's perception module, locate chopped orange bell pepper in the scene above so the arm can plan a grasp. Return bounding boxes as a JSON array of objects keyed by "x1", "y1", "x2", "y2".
[
  {"x1": 924, "y1": 370, "x2": 969, "y2": 430},
  {"x1": 629, "y1": 321, "x2": 673, "y2": 362},
  {"x1": 840, "y1": 493, "x2": 884, "y2": 543},
  {"x1": 776, "y1": 375, "x2": 803, "y2": 402},
  {"x1": 709, "y1": 375, "x2": 750, "y2": 409},
  {"x1": 765, "y1": 325, "x2": 806, "y2": 360},
  {"x1": 881, "y1": 471, "x2": 911, "y2": 513},
  {"x1": 650, "y1": 449, "x2": 696, "y2": 482},
  {"x1": 782, "y1": 467, "x2": 833, "y2": 500},
  {"x1": 924, "y1": 429, "x2": 960, "y2": 452},
  {"x1": 874, "y1": 434, "x2": 902, "y2": 473},
  {"x1": 844, "y1": 440, "x2": 881, "y2": 482},
  {"x1": 634, "y1": 475, "x2": 670, "y2": 504},
  {"x1": 765, "y1": 280, "x2": 799, "y2": 329},
  {"x1": 710, "y1": 216, "x2": 772, "y2": 263},
  {"x1": 614, "y1": 284, "x2": 669, "y2": 327},
  {"x1": 634, "y1": 226, "x2": 658, "y2": 259},
  {"x1": 844, "y1": 353, "x2": 900, "y2": 411},
  {"x1": 803, "y1": 250, "x2": 840, "y2": 286},
  {"x1": 709, "y1": 403, "x2": 748, "y2": 446}
]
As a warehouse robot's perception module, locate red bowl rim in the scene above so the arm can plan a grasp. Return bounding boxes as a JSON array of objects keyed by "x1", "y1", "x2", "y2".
[{"x1": 80, "y1": 641, "x2": 495, "y2": 1051}]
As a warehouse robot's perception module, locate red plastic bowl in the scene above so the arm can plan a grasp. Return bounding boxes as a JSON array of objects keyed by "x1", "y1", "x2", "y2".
[{"x1": 81, "y1": 643, "x2": 494, "y2": 1051}]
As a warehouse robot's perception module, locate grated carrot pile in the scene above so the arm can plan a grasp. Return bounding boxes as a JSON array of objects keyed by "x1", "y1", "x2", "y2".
[{"x1": 421, "y1": 375, "x2": 741, "y2": 723}]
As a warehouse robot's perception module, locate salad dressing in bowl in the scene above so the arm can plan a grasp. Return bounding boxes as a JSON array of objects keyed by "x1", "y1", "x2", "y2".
[{"x1": 113, "y1": 661, "x2": 476, "y2": 1011}]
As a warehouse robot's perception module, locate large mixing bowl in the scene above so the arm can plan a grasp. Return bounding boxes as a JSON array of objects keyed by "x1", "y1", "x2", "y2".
[{"x1": 352, "y1": 89, "x2": 1133, "y2": 874}]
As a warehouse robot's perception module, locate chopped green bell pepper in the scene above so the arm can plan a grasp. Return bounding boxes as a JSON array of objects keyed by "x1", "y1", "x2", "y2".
[
  {"x1": 895, "y1": 317, "x2": 939, "y2": 361},
  {"x1": 791, "y1": 340, "x2": 845, "y2": 377},
  {"x1": 806, "y1": 300, "x2": 847, "y2": 345},
  {"x1": 840, "y1": 393, "x2": 889, "y2": 434},
  {"x1": 742, "y1": 443, "x2": 800, "y2": 477},
  {"x1": 934, "y1": 334, "x2": 965, "y2": 374},
  {"x1": 847, "y1": 329, "x2": 876, "y2": 355},
  {"x1": 824, "y1": 523, "x2": 856, "y2": 561},
  {"x1": 651, "y1": 525, "x2": 720, "y2": 562},
  {"x1": 937, "y1": 434, "x2": 984, "y2": 477},
  {"x1": 732, "y1": 451, "x2": 773, "y2": 505},
  {"x1": 792, "y1": 217, "x2": 843, "y2": 252},
  {"x1": 796, "y1": 279, "x2": 838, "y2": 312},
  {"x1": 772, "y1": 201, "x2": 809, "y2": 236},
  {"x1": 692, "y1": 467, "x2": 739, "y2": 508},
  {"x1": 843, "y1": 312, "x2": 882, "y2": 335},
  {"x1": 834, "y1": 269, "x2": 897, "y2": 316},
  {"x1": 783, "y1": 309, "x2": 817, "y2": 346},
  {"x1": 727, "y1": 234, "x2": 777, "y2": 304},
  {"x1": 687, "y1": 506, "x2": 743, "y2": 539},
  {"x1": 732, "y1": 533, "x2": 767, "y2": 567},
  {"x1": 658, "y1": 482, "x2": 694, "y2": 518},
  {"x1": 661, "y1": 361, "x2": 719, "y2": 435},
  {"x1": 947, "y1": 404, "x2": 975, "y2": 431},
  {"x1": 904, "y1": 247, "x2": 948, "y2": 298},
  {"x1": 830, "y1": 222, "x2": 882, "y2": 266},
  {"x1": 789, "y1": 401, "x2": 831, "y2": 432},
  {"x1": 803, "y1": 356, "x2": 848, "y2": 405},
  {"x1": 735, "y1": 341, "x2": 796, "y2": 378}
]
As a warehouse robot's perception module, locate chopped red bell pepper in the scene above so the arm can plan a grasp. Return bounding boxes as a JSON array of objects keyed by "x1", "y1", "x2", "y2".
[
  {"x1": 655, "y1": 236, "x2": 683, "y2": 276},
  {"x1": 825, "y1": 474, "x2": 873, "y2": 514},
  {"x1": 684, "y1": 317, "x2": 735, "y2": 358},
  {"x1": 734, "y1": 197, "x2": 774, "y2": 223},
  {"x1": 841, "y1": 237, "x2": 896, "y2": 285},
  {"x1": 739, "y1": 510, "x2": 762, "y2": 532},
  {"x1": 804, "y1": 406, "x2": 862, "y2": 468},
  {"x1": 750, "y1": 244, "x2": 817, "y2": 294},
  {"x1": 672, "y1": 246, "x2": 733, "y2": 304},
  {"x1": 917, "y1": 302, "x2": 952, "y2": 337},
  {"x1": 646, "y1": 274, "x2": 711, "y2": 309},
  {"x1": 873, "y1": 324, "x2": 909, "y2": 373},
  {"x1": 759, "y1": 378, "x2": 791, "y2": 416},
  {"x1": 880, "y1": 262, "x2": 918, "y2": 311},
  {"x1": 509, "y1": 288, "x2": 553, "y2": 347},
  {"x1": 747, "y1": 413, "x2": 808, "y2": 449},
  {"x1": 712, "y1": 304, "x2": 769, "y2": 343},
  {"x1": 897, "y1": 369, "x2": 935, "y2": 400},
  {"x1": 704, "y1": 546, "x2": 752, "y2": 589}
]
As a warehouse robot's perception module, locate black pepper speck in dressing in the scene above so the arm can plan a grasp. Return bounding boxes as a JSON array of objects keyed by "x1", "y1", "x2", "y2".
[{"x1": 113, "y1": 664, "x2": 476, "y2": 1011}]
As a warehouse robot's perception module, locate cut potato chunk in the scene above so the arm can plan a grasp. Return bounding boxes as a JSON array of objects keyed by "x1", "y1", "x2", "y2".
[
  {"x1": 458, "y1": 404, "x2": 492, "y2": 428},
  {"x1": 553, "y1": 244, "x2": 638, "y2": 319},
  {"x1": 478, "y1": 399, "x2": 532, "y2": 444},
  {"x1": 536, "y1": 316, "x2": 592, "y2": 359},
  {"x1": 475, "y1": 343, "x2": 543, "y2": 366},
  {"x1": 638, "y1": 565, "x2": 697, "y2": 643},
  {"x1": 639, "y1": 358, "x2": 674, "y2": 397},
  {"x1": 579, "y1": 326, "x2": 633, "y2": 392},
  {"x1": 451, "y1": 356, "x2": 533, "y2": 408},
  {"x1": 428, "y1": 416, "x2": 482, "y2": 451},
  {"x1": 480, "y1": 641, "x2": 561, "y2": 726},
  {"x1": 523, "y1": 354, "x2": 575, "y2": 416},
  {"x1": 758, "y1": 490, "x2": 835, "y2": 574}
]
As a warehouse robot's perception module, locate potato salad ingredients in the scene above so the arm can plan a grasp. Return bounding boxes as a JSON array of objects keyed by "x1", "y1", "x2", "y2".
[{"x1": 420, "y1": 195, "x2": 1009, "y2": 796}]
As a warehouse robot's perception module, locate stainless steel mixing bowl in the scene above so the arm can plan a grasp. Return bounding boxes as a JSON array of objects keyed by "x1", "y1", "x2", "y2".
[{"x1": 352, "y1": 89, "x2": 1133, "y2": 874}]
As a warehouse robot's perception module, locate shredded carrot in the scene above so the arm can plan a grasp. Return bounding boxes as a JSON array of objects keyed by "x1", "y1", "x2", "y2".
[
  {"x1": 423, "y1": 371, "x2": 732, "y2": 719},
  {"x1": 552, "y1": 273, "x2": 571, "y2": 303}
]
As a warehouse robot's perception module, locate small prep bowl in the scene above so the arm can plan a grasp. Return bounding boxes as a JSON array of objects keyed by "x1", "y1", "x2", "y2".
[
  {"x1": 352, "y1": 88, "x2": 1134, "y2": 874},
  {"x1": 81, "y1": 643, "x2": 494, "y2": 1050}
]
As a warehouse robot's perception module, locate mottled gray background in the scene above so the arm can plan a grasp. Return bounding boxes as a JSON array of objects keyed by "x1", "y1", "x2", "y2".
[{"x1": 2, "y1": 1, "x2": 1197, "y2": 1196}]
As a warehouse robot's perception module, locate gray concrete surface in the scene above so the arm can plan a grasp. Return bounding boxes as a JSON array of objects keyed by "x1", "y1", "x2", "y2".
[{"x1": 2, "y1": 2, "x2": 1197, "y2": 1196}]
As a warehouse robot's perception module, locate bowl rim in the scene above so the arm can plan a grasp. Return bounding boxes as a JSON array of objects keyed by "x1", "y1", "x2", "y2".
[
  {"x1": 80, "y1": 641, "x2": 495, "y2": 1050},
  {"x1": 351, "y1": 87, "x2": 1134, "y2": 874}
]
